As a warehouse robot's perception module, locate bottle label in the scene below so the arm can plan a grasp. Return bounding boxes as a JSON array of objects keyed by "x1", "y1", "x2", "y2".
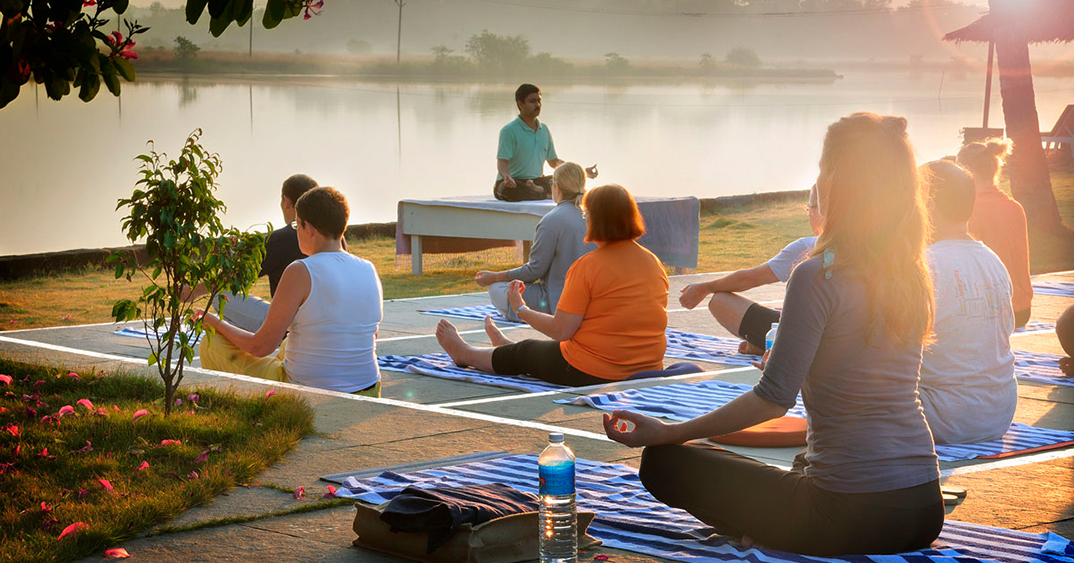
[{"x1": 539, "y1": 460, "x2": 575, "y2": 496}]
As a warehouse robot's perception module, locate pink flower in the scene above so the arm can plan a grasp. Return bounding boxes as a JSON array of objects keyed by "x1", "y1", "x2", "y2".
[
  {"x1": 132, "y1": 409, "x2": 149, "y2": 421},
  {"x1": 40, "y1": 501, "x2": 52, "y2": 514},
  {"x1": 25, "y1": 406, "x2": 37, "y2": 420},
  {"x1": 77, "y1": 399, "x2": 94, "y2": 410},
  {"x1": 67, "y1": 372, "x2": 80, "y2": 381},
  {"x1": 33, "y1": 380, "x2": 45, "y2": 390},
  {"x1": 5, "y1": 424, "x2": 18, "y2": 437},
  {"x1": 82, "y1": 0, "x2": 96, "y2": 6},
  {"x1": 265, "y1": 390, "x2": 277, "y2": 399},
  {"x1": 57, "y1": 405, "x2": 74, "y2": 417},
  {"x1": 187, "y1": 394, "x2": 199, "y2": 403},
  {"x1": 77, "y1": 488, "x2": 89, "y2": 499},
  {"x1": 75, "y1": 441, "x2": 93, "y2": 454},
  {"x1": 187, "y1": 471, "x2": 199, "y2": 479},
  {"x1": 136, "y1": 461, "x2": 149, "y2": 472},
  {"x1": 103, "y1": 548, "x2": 131, "y2": 559},
  {"x1": 98, "y1": 478, "x2": 113, "y2": 492},
  {"x1": 112, "y1": 404, "x2": 120, "y2": 411},
  {"x1": 58, "y1": 522, "x2": 87, "y2": 540},
  {"x1": 293, "y1": 486, "x2": 305, "y2": 500},
  {"x1": 174, "y1": 398, "x2": 182, "y2": 406},
  {"x1": 322, "y1": 485, "x2": 337, "y2": 499},
  {"x1": 160, "y1": 439, "x2": 181, "y2": 447},
  {"x1": 39, "y1": 447, "x2": 54, "y2": 459},
  {"x1": 193, "y1": 449, "x2": 209, "y2": 464},
  {"x1": 0, "y1": 374, "x2": 10, "y2": 385},
  {"x1": 62, "y1": 314, "x2": 71, "y2": 321}
]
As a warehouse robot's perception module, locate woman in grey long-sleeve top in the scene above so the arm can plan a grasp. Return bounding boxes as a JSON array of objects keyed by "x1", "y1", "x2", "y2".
[
  {"x1": 602, "y1": 113, "x2": 944, "y2": 556},
  {"x1": 476, "y1": 162, "x2": 594, "y2": 322}
]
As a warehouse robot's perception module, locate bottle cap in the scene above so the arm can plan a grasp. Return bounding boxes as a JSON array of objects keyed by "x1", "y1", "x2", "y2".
[
  {"x1": 549, "y1": 432, "x2": 564, "y2": 443},
  {"x1": 771, "y1": 322, "x2": 779, "y2": 330}
]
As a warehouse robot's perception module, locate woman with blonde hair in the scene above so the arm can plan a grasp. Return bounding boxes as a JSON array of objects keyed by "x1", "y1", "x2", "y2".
[
  {"x1": 604, "y1": 113, "x2": 943, "y2": 555},
  {"x1": 440, "y1": 183, "x2": 668, "y2": 386},
  {"x1": 476, "y1": 162, "x2": 594, "y2": 322},
  {"x1": 957, "y1": 138, "x2": 1033, "y2": 327}
]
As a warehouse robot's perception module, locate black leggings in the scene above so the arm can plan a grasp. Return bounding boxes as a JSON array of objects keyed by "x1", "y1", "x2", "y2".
[
  {"x1": 639, "y1": 443, "x2": 944, "y2": 556},
  {"x1": 490, "y1": 339, "x2": 609, "y2": 386}
]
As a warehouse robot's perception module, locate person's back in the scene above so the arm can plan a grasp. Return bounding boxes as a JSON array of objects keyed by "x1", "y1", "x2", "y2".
[
  {"x1": 921, "y1": 240, "x2": 1015, "y2": 444},
  {"x1": 286, "y1": 252, "x2": 382, "y2": 392},
  {"x1": 558, "y1": 239, "x2": 668, "y2": 380},
  {"x1": 518, "y1": 202, "x2": 589, "y2": 311}
]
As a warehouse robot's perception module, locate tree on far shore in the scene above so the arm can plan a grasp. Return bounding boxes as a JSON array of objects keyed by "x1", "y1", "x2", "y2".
[{"x1": 174, "y1": 36, "x2": 200, "y2": 63}]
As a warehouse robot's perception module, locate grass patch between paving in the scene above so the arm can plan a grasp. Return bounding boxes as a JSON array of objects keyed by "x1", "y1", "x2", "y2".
[
  {"x1": 1, "y1": 160, "x2": 1072, "y2": 331},
  {"x1": 0, "y1": 358, "x2": 314, "y2": 563}
]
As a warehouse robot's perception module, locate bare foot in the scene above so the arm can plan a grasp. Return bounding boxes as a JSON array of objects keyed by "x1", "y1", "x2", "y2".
[
  {"x1": 435, "y1": 320, "x2": 471, "y2": 367},
  {"x1": 738, "y1": 340, "x2": 764, "y2": 356},
  {"x1": 484, "y1": 316, "x2": 514, "y2": 347}
]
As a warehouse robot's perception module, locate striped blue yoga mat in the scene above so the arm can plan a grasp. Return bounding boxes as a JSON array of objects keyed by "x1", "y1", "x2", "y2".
[
  {"x1": 1015, "y1": 350, "x2": 1073, "y2": 387},
  {"x1": 1033, "y1": 281, "x2": 1074, "y2": 298},
  {"x1": 377, "y1": 353, "x2": 563, "y2": 393},
  {"x1": 419, "y1": 304, "x2": 520, "y2": 325},
  {"x1": 556, "y1": 381, "x2": 1074, "y2": 462},
  {"x1": 1016, "y1": 321, "x2": 1056, "y2": 334},
  {"x1": 336, "y1": 454, "x2": 1074, "y2": 563},
  {"x1": 665, "y1": 329, "x2": 761, "y2": 366}
]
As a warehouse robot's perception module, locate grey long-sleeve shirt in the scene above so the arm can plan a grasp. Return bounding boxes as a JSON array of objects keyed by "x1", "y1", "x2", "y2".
[
  {"x1": 506, "y1": 201, "x2": 594, "y2": 313},
  {"x1": 754, "y1": 256, "x2": 939, "y2": 494}
]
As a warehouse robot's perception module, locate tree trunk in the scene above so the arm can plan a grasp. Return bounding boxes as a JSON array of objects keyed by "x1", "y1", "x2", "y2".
[{"x1": 990, "y1": 0, "x2": 1066, "y2": 234}]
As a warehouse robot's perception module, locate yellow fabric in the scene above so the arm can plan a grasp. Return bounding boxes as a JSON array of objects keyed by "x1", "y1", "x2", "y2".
[
  {"x1": 556, "y1": 240, "x2": 668, "y2": 380},
  {"x1": 352, "y1": 379, "x2": 382, "y2": 398},
  {"x1": 199, "y1": 332, "x2": 289, "y2": 383}
]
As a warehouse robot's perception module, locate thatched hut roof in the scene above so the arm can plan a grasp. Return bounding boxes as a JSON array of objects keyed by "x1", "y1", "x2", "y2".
[{"x1": 943, "y1": 0, "x2": 1074, "y2": 43}]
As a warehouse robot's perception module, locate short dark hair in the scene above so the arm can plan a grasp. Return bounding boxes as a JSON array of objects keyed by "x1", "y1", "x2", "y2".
[
  {"x1": 295, "y1": 187, "x2": 349, "y2": 239},
  {"x1": 281, "y1": 174, "x2": 318, "y2": 205},
  {"x1": 515, "y1": 83, "x2": 540, "y2": 103},
  {"x1": 584, "y1": 184, "x2": 645, "y2": 243},
  {"x1": 923, "y1": 160, "x2": 975, "y2": 224},
  {"x1": 1059, "y1": 304, "x2": 1074, "y2": 357}
]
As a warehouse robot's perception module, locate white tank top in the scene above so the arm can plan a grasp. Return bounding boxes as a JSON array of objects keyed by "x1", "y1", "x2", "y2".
[{"x1": 284, "y1": 252, "x2": 382, "y2": 392}]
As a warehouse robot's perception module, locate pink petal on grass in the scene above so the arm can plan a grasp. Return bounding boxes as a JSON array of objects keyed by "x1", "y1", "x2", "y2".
[
  {"x1": 174, "y1": 398, "x2": 182, "y2": 406},
  {"x1": 293, "y1": 486, "x2": 305, "y2": 500},
  {"x1": 322, "y1": 485, "x2": 337, "y2": 499},
  {"x1": 75, "y1": 441, "x2": 93, "y2": 454},
  {"x1": 103, "y1": 548, "x2": 131, "y2": 559},
  {"x1": 265, "y1": 390, "x2": 277, "y2": 399},
  {"x1": 76, "y1": 399, "x2": 94, "y2": 410},
  {"x1": 0, "y1": 374, "x2": 10, "y2": 385},
  {"x1": 98, "y1": 479, "x2": 113, "y2": 492},
  {"x1": 136, "y1": 461, "x2": 149, "y2": 472},
  {"x1": 112, "y1": 404, "x2": 120, "y2": 411},
  {"x1": 160, "y1": 439, "x2": 181, "y2": 446},
  {"x1": 4, "y1": 425, "x2": 18, "y2": 437},
  {"x1": 193, "y1": 450, "x2": 209, "y2": 464},
  {"x1": 57, "y1": 405, "x2": 74, "y2": 417},
  {"x1": 40, "y1": 501, "x2": 52, "y2": 513},
  {"x1": 187, "y1": 393, "x2": 199, "y2": 403},
  {"x1": 187, "y1": 471, "x2": 199, "y2": 479},
  {"x1": 58, "y1": 522, "x2": 87, "y2": 540},
  {"x1": 132, "y1": 409, "x2": 148, "y2": 421},
  {"x1": 66, "y1": 372, "x2": 80, "y2": 381},
  {"x1": 77, "y1": 488, "x2": 89, "y2": 499}
]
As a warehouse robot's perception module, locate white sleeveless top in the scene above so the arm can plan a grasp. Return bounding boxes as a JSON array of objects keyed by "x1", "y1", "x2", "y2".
[{"x1": 284, "y1": 252, "x2": 382, "y2": 392}]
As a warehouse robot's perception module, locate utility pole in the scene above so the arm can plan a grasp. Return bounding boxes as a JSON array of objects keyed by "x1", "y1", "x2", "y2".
[{"x1": 395, "y1": 0, "x2": 405, "y2": 64}]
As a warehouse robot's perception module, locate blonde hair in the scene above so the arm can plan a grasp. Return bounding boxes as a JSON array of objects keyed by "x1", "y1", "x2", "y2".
[
  {"x1": 813, "y1": 112, "x2": 933, "y2": 346},
  {"x1": 956, "y1": 137, "x2": 1013, "y2": 187},
  {"x1": 553, "y1": 162, "x2": 586, "y2": 206}
]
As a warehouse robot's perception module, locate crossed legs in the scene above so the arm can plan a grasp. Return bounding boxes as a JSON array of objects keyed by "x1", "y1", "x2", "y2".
[{"x1": 708, "y1": 292, "x2": 777, "y2": 354}]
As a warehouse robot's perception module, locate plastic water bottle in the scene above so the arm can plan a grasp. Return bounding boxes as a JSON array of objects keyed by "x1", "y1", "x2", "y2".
[
  {"x1": 765, "y1": 322, "x2": 779, "y2": 353},
  {"x1": 539, "y1": 432, "x2": 577, "y2": 563}
]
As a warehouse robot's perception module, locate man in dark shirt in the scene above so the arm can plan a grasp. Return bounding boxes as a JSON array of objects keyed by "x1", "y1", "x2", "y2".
[{"x1": 186, "y1": 174, "x2": 319, "y2": 332}]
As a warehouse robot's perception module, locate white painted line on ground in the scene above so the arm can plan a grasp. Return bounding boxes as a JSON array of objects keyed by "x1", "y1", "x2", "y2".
[
  {"x1": 385, "y1": 291, "x2": 487, "y2": 302},
  {"x1": 941, "y1": 447, "x2": 1074, "y2": 478},
  {"x1": 1032, "y1": 270, "x2": 1074, "y2": 277},
  {"x1": 433, "y1": 366, "x2": 757, "y2": 408},
  {"x1": 2, "y1": 320, "x2": 132, "y2": 334},
  {"x1": 377, "y1": 325, "x2": 525, "y2": 343},
  {"x1": 1010, "y1": 329, "x2": 1057, "y2": 338},
  {"x1": 3, "y1": 333, "x2": 1070, "y2": 477}
]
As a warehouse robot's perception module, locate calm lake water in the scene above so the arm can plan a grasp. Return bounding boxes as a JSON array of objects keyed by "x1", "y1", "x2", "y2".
[{"x1": 2, "y1": 72, "x2": 1072, "y2": 256}]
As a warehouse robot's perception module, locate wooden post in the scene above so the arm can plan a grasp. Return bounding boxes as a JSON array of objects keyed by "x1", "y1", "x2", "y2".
[
  {"x1": 411, "y1": 235, "x2": 422, "y2": 275},
  {"x1": 983, "y1": 39, "x2": 995, "y2": 128}
]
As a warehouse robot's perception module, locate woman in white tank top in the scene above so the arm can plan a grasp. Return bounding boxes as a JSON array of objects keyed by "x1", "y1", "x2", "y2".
[{"x1": 198, "y1": 187, "x2": 383, "y2": 395}]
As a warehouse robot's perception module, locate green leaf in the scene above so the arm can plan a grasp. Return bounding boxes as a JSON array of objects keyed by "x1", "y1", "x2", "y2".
[
  {"x1": 113, "y1": 58, "x2": 135, "y2": 82},
  {"x1": 101, "y1": 66, "x2": 121, "y2": 96},
  {"x1": 235, "y1": 0, "x2": 253, "y2": 25},
  {"x1": 148, "y1": 351, "x2": 158, "y2": 366},
  {"x1": 186, "y1": 0, "x2": 209, "y2": 24},
  {"x1": 115, "y1": 263, "x2": 124, "y2": 279},
  {"x1": 262, "y1": 0, "x2": 284, "y2": 29},
  {"x1": 78, "y1": 70, "x2": 100, "y2": 102},
  {"x1": 112, "y1": 0, "x2": 129, "y2": 14}
]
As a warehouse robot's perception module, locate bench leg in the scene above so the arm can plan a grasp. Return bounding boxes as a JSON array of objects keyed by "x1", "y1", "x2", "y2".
[{"x1": 411, "y1": 235, "x2": 423, "y2": 276}]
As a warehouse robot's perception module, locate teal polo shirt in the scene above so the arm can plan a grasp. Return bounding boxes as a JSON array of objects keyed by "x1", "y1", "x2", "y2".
[{"x1": 496, "y1": 116, "x2": 558, "y2": 181}]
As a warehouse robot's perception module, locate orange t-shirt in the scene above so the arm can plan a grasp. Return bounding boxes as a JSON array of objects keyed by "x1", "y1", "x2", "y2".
[
  {"x1": 967, "y1": 187, "x2": 1033, "y2": 313},
  {"x1": 556, "y1": 240, "x2": 669, "y2": 380}
]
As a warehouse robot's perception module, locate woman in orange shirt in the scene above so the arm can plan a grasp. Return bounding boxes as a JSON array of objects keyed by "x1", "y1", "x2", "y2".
[
  {"x1": 435, "y1": 184, "x2": 669, "y2": 386},
  {"x1": 957, "y1": 138, "x2": 1033, "y2": 327}
]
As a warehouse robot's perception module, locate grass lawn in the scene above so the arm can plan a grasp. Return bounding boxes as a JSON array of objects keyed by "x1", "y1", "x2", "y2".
[
  {"x1": 1, "y1": 160, "x2": 1072, "y2": 331},
  {"x1": 0, "y1": 359, "x2": 315, "y2": 563}
]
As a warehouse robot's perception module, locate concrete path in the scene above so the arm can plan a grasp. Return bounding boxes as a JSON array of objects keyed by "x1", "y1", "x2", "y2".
[{"x1": 1, "y1": 271, "x2": 1072, "y2": 562}]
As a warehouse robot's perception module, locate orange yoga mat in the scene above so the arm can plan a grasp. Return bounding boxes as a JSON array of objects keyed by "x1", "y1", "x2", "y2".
[{"x1": 710, "y1": 416, "x2": 808, "y2": 448}]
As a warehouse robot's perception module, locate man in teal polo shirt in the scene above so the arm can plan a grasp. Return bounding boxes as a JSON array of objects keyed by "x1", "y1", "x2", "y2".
[{"x1": 494, "y1": 83, "x2": 597, "y2": 201}]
